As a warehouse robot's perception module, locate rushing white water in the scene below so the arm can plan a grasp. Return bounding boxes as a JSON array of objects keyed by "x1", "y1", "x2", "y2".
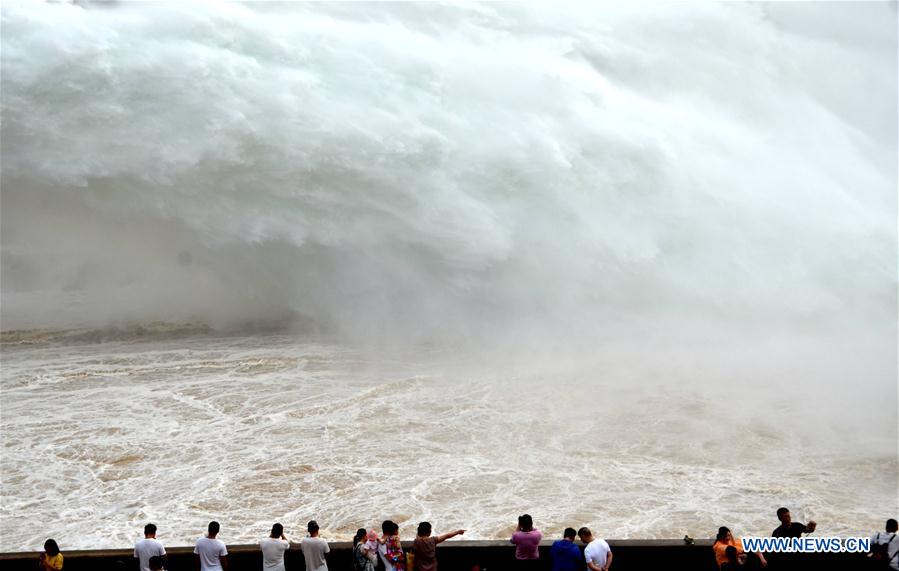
[
  {"x1": 1, "y1": 1, "x2": 896, "y2": 551},
  {"x1": 1, "y1": 330, "x2": 895, "y2": 551}
]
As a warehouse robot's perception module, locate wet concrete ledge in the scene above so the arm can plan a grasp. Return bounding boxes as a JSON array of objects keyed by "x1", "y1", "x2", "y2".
[{"x1": 0, "y1": 538, "x2": 866, "y2": 570}]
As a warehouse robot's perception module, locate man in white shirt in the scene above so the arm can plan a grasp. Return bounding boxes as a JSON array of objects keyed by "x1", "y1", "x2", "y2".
[
  {"x1": 194, "y1": 521, "x2": 229, "y2": 571},
  {"x1": 300, "y1": 520, "x2": 330, "y2": 571},
  {"x1": 871, "y1": 518, "x2": 899, "y2": 571},
  {"x1": 577, "y1": 527, "x2": 613, "y2": 571},
  {"x1": 134, "y1": 523, "x2": 166, "y2": 571},
  {"x1": 260, "y1": 522, "x2": 291, "y2": 571}
]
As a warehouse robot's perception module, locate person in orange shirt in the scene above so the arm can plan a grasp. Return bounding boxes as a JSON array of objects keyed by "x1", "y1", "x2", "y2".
[
  {"x1": 712, "y1": 527, "x2": 767, "y2": 569},
  {"x1": 39, "y1": 539, "x2": 63, "y2": 571}
]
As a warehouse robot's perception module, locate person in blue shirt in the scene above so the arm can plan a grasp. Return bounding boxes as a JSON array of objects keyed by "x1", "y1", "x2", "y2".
[{"x1": 550, "y1": 528, "x2": 584, "y2": 571}]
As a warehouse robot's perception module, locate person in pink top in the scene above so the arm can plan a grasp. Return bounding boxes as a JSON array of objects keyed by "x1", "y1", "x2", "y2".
[{"x1": 510, "y1": 514, "x2": 543, "y2": 569}]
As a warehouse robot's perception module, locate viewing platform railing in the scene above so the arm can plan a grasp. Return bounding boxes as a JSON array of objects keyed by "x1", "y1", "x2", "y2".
[{"x1": 0, "y1": 537, "x2": 867, "y2": 570}]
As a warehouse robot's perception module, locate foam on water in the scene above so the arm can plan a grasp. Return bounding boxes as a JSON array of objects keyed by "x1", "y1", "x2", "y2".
[
  {"x1": 1, "y1": 1, "x2": 896, "y2": 551},
  {"x1": 1, "y1": 332, "x2": 895, "y2": 550}
]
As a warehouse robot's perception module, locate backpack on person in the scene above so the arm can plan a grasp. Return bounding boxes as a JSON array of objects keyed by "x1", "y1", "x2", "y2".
[{"x1": 871, "y1": 533, "x2": 897, "y2": 567}]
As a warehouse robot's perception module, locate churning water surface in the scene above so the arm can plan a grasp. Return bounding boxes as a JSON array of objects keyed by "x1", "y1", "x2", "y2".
[{"x1": 1, "y1": 1, "x2": 896, "y2": 551}]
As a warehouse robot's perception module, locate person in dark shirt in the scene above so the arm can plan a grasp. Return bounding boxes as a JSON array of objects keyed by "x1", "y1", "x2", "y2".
[
  {"x1": 411, "y1": 521, "x2": 465, "y2": 571},
  {"x1": 720, "y1": 546, "x2": 742, "y2": 571},
  {"x1": 772, "y1": 507, "x2": 817, "y2": 538},
  {"x1": 550, "y1": 528, "x2": 584, "y2": 571}
]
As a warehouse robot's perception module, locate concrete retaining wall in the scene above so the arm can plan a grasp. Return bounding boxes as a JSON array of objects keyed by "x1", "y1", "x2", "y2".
[{"x1": 0, "y1": 539, "x2": 868, "y2": 571}]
